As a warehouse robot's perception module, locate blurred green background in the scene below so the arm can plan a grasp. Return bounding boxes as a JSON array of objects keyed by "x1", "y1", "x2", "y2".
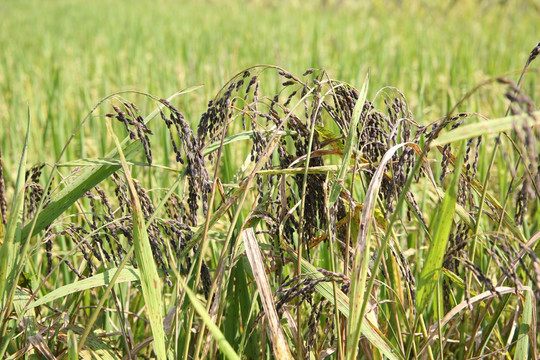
[{"x1": 0, "y1": 0, "x2": 538, "y2": 169}]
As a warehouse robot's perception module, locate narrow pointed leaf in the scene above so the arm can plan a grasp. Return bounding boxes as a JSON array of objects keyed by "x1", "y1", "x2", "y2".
[
  {"x1": 416, "y1": 142, "x2": 464, "y2": 313},
  {"x1": 328, "y1": 73, "x2": 369, "y2": 207}
]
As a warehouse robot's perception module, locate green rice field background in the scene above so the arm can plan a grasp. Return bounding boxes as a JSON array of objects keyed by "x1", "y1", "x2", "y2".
[
  {"x1": 0, "y1": 0, "x2": 539, "y2": 359},
  {"x1": 1, "y1": 0, "x2": 537, "y2": 166}
]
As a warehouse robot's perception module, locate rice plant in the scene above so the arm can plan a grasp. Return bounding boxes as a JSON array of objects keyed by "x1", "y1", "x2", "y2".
[{"x1": 0, "y1": 46, "x2": 538, "y2": 359}]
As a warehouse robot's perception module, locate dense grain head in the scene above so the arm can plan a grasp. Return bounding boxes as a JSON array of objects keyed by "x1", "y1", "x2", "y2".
[{"x1": 23, "y1": 163, "x2": 46, "y2": 225}]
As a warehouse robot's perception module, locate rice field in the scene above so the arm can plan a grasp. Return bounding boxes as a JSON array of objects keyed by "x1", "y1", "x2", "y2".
[{"x1": 0, "y1": 0, "x2": 539, "y2": 359}]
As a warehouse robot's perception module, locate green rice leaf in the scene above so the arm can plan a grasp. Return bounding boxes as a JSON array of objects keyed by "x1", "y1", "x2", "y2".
[
  {"x1": 514, "y1": 285, "x2": 534, "y2": 360},
  {"x1": 328, "y1": 73, "x2": 369, "y2": 207},
  {"x1": 0, "y1": 107, "x2": 30, "y2": 307},
  {"x1": 416, "y1": 142, "x2": 464, "y2": 314},
  {"x1": 431, "y1": 112, "x2": 540, "y2": 147},
  {"x1": 25, "y1": 267, "x2": 139, "y2": 309},
  {"x1": 108, "y1": 121, "x2": 167, "y2": 359},
  {"x1": 68, "y1": 325, "x2": 118, "y2": 360}
]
